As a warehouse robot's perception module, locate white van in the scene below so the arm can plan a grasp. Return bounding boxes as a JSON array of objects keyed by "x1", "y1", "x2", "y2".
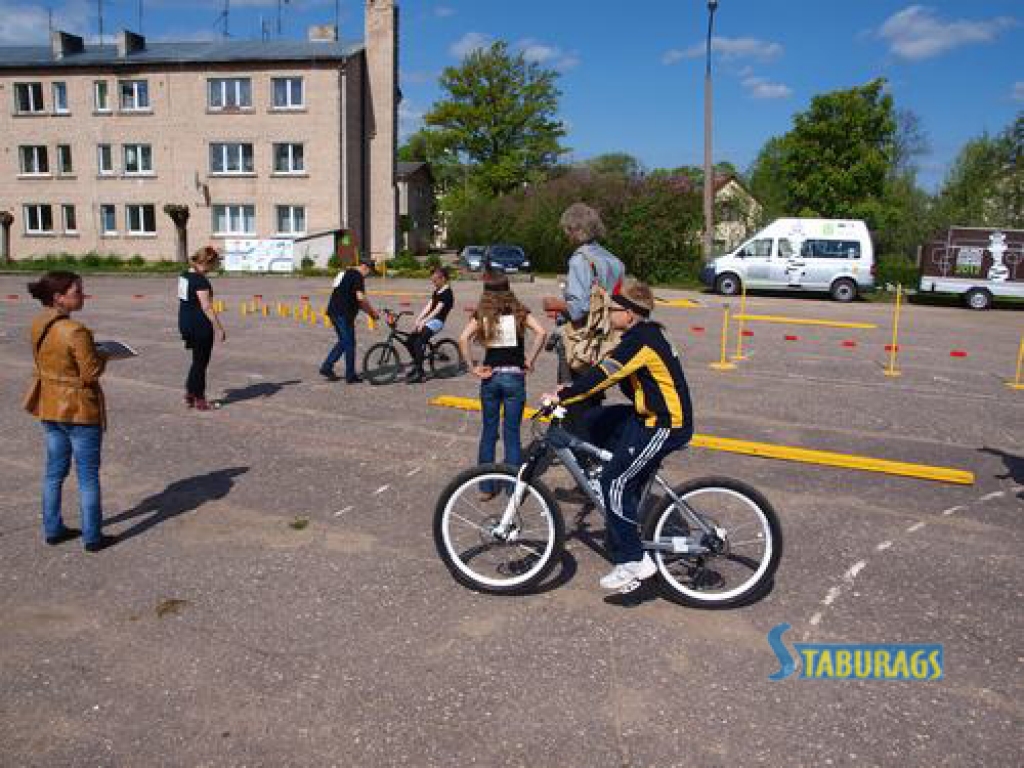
[{"x1": 700, "y1": 218, "x2": 875, "y2": 302}]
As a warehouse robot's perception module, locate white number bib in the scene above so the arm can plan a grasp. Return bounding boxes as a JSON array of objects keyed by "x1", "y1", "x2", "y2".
[{"x1": 177, "y1": 276, "x2": 189, "y2": 301}]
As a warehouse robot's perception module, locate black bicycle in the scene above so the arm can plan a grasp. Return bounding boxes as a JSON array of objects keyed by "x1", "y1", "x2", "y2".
[
  {"x1": 433, "y1": 402, "x2": 782, "y2": 608},
  {"x1": 362, "y1": 309, "x2": 463, "y2": 385}
]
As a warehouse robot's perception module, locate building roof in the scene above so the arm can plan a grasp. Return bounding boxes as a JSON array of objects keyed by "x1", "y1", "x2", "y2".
[{"x1": 0, "y1": 39, "x2": 363, "y2": 70}]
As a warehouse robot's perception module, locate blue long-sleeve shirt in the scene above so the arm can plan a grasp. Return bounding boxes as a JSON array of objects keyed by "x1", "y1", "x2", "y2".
[{"x1": 564, "y1": 243, "x2": 625, "y2": 323}]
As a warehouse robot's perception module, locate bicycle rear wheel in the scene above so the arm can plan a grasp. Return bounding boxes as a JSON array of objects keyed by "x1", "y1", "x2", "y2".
[
  {"x1": 428, "y1": 339, "x2": 463, "y2": 379},
  {"x1": 642, "y1": 477, "x2": 781, "y2": 609},
  {"x1": 434, "y1": 464, "x2": 564, "y2": 594},
  {"x1": 363, "y1": 342, "x2": 401, "y2": 385}
]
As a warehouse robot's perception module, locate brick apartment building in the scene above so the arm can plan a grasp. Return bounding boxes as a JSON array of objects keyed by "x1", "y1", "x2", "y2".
[{"x1": 0, "y1": 0, "x2": 398, "y2": 264}]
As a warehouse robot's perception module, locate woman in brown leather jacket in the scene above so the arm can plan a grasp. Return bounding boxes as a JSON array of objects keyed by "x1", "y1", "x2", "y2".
[{"x1": 24, "y1": 272, "x2": 115, "y2": 552}]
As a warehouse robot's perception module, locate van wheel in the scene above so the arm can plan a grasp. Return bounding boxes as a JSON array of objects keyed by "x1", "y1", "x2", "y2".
[
  {"x1": 964, "y1": 288, "x2": 992, "y2": 310},
  {"x1": 716, "y1": 273, "x2": 741, "y2": 296},
  {"x1": 830, "y1": 278, "x2": 857, "y2": 303}
]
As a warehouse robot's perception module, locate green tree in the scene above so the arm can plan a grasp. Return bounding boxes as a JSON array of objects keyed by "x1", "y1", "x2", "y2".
[
  {"x1": 584, "y1": 153, "x2": 644, "y2": 178},
  {"x1": 423, "y1": 41, "x2": 567, "y2": 197},
  {"x1": 933, "y1": 114, "x2": 1023, "y2": 229},
  {"x1": 747, "y1": 136, "x2": 790, "y2": 222}
]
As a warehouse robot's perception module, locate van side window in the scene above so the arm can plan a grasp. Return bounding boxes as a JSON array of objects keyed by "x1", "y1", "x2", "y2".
[
  {"x1": 740, "y1": 239, "x2": 773, "y2": 259},
  {"x1": 778, "y1": 238, "x2": 794, "y2": 258},
  {"x1": 801, "y1": 239, "x2": 861, "y2": 259}
]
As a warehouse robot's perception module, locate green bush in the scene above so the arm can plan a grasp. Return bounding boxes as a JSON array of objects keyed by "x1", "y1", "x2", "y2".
[
  {"x1": 425, "y1": 253, "x2": 443, "y2": 271},
  {"x1": 875, "y1": 256, "x2": 920, "y2": 290},
  {"x1": 129, "y1": 255, "x2": 146, "y2": 268},
  {"x1": 80, "y1": 251, "x2": 102, "y2": 267}
]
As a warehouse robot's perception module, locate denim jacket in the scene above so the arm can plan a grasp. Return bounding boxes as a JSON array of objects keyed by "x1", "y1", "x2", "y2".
[{"x1": 563, "y1": 242, "x2": 625, "y2": 323}]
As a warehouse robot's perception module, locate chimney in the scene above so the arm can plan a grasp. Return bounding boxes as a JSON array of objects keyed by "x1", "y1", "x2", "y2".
[
  {"x1": 50, "y1": 31, "x2": 85, "y2": 60},
  {"x1": 117, "y1": 30, "x2": 146, "y2": 57},
  {"x1": 365, "y1": 0, "x2": 398, "y2": 260},
  {"x1": 308, "y1": 24, "x2": 338, "y2": 42}
]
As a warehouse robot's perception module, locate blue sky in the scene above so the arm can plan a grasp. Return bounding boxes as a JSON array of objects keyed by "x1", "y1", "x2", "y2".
[{"x1": 2, "y1": 1, "x2": 1020, "y2": 190}]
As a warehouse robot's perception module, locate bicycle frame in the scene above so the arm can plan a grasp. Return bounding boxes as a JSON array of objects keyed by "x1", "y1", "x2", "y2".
[{"x1": 491, "y1": 413, "x2": 720, "y2": 556}]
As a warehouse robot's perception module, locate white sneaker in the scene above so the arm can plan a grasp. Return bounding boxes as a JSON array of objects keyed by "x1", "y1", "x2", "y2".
[{"x1": 599, "y1": 554, "x2": 657, "y2": 590}]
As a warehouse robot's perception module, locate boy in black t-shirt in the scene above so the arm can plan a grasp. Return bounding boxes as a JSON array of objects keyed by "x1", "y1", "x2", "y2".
[
  {"x1": 321, "y1": 257, "x2": 380, "y2": 383},
  {"x1": 406, "y1": 267, "x2": 454, "y2": 383}
]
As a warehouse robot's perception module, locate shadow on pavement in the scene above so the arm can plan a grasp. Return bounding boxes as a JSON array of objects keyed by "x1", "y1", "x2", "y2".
[
  {"x1": 979, "y1": 447, "x2": 1024, "y2": 499},
  {"x1": 105, "y1": 466, "x2": 250, "y2": 544},
  {"x1": 219, "y1": 379, "x2": 302, "y2": 405}
]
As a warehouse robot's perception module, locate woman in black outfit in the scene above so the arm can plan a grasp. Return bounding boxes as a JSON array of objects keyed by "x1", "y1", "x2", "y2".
[{"x1": 178, "y1": 246, "x2": 227, "y2": 410}]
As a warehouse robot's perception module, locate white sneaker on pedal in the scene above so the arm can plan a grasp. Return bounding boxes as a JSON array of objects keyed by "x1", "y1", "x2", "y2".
[{"x1": 599, "y1": 554, "x2": 657, "y2": 590}]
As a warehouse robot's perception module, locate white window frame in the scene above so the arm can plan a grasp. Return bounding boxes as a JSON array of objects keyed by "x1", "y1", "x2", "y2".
[
  {"x1": 273, "y1": 142, "x2": 305, "y2": 174},
  {"x1": 57, "y1": 145, "x2": 73, "y2": 175},
  {"x1": 209, "y1": 142, "x2": 254, "y2": 175},
  {"x1": 52, "y1": 82, "x2": 68, "y2": 114},
  {"x1": 14, "y1": 82, "x2": 45, "y2": 114},
  {"x1": 94, "y1": 80, "x2": 110, "y2": 112},
  {"x1": 99, "y1": 204, "x2": 117, "y2": 235},
  {"x1": 212, "y1": 204, "x2": 256, "y2": 236},
  {"x1": 19, "y1": 145, "x2": 49, "y2": 175},
  {"x1": 126, "y1": 204, "x2": 156, "y2": 236},
  {"x1": 123, "y1": 144, "x2": 153, "y2": 175},
  {"x1": 271, "y1": 77, "x2": 304, "y2": 109},
  {"x1": 118, "y1": 79, "x2": 150, "y2": 112},
  {"x1": 24, "y1": 204, "x2": 54, "y2": 234},
  {"x1": 275, "y1": 205, "x2": 306, "y2": 236},
  {"x1": 208, "y1": 78, "x2": 252, "y2": 111},
  {"x1": 62, "y1": 204, "x2": 78, "y2": 234},
  {"x1": 97, "y1": 144, "x2": 114, "y2": 175}
]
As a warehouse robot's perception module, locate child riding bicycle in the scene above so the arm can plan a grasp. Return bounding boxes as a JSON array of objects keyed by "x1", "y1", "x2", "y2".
[{"x1": 543, "y1": 280, "x2": 694, "y2": 591}]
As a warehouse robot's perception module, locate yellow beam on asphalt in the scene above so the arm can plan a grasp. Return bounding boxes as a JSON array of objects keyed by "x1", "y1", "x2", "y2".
[
  {"x1": 428, "y1": 395, "x2": 974, "y2": 485},
  {"x1": 734, "y1": 314, "x2": 877, "y2": 330},
  {"x1": 655, "y1": 297, "x2": 702, "y2": 308}
]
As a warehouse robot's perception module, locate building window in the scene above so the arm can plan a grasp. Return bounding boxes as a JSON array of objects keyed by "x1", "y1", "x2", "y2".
[
  {"x1": 19, "y1": 146, "x2": 49, "y2": 175},
  {"x1": 62, "y1": 204, "x2": 78, "y2": 233},
  {"x1": 100, "y1": 204, "x2": 117, "y2": 234},
  {"x1": 97, "y1": 144, "x2": 114, "y2": 175},
  {"x1": 57, "y1": 145, "x2": 73, "y2": 174},
  {"x1": 15, "y1": 83, "x2": 45, "y2": 113},
  {"x1": 24, "y1": 204, "x2": 54, "y2": 234},
  {"x1": 94, "y1": 81, "x2": 110, "y2": 112},
  {"x1": 123, "y1": 144, "x2": 153, "y2": 175},
  {"x1": 126, "y1": 204, "x2": 156, "y2": 235},
  {"x1": 208, "y1": 78, "x2": 252, "y2": 110},
  {"x1": 119, "y1": 79, "x2": 150, "y2": 111},
  {"x1": 273, "y1": 143, "x2": 305, "y2": 174},
  {"x1": 212, "y1": 204, "x2": 256, "y2": 235},
  {"x1": 276, "y1": 205, "x2": 306, "y2": 235},
  {"x1": 210, "y1": 143, "x2": 254, "y2": 174},
  {"x1": 271, "y1": 77, "x2": 304, "y2": 109},
  {"x1": 52, "y1": 82, "x2": 68, "y2": 113}
]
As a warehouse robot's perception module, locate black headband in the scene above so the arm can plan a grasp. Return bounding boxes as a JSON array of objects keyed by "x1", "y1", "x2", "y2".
[{"x1": 612, "y1": 293, "x2": 651, "y2": 318}]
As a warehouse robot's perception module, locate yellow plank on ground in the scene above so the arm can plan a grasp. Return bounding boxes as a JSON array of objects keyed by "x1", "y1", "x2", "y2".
[
  {"x1": 734, "y1": 313, "x2": 877, "y2": 330},
  {"x1": 428, "y1": 395, "x2": 974, "y2": 485},
  {"x1": 655, "y1": 297, "x2": 702, "y2": 308}
]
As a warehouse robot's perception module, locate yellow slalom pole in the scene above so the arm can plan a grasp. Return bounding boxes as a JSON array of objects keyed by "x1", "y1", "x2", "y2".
[
  {"x1": 1007, "y1": 336, "x2": 1024, "y2": 390},
  {"x1": 732, "y1": 281, "x2": 748, "y2": 361},
  {"x1": 710, "y1": 305, "x2": 737, "y2": 371},
  {"x1": 240, "y1": 301, "x2": 247, "y2": 317},
  {"x1": 262, "y1": 304, "x2": 269, "y2": 317},
  {"x1": 884, "y1": 284, "x2": 902, "y2": 378}
]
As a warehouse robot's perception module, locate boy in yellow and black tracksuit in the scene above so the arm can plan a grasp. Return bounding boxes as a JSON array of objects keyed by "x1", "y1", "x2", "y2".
[{"x1": 550, "y1": 281, "x2": 693, "y2": 590}]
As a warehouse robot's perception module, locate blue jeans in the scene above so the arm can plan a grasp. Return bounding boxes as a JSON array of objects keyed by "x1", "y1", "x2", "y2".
[
  {"x1": 323, "y1": 315, "x2": 357, "y2": 380},
  {"x1": 41, "y1": 422, "x2": 103, "y2": 545},
  {"x1": 478, "y1": 373, "x2": 527, "y2": 494}
]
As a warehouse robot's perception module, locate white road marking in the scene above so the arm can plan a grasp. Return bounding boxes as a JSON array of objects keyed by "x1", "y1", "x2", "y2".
[
  {"x1": 334, "y1": 505, "x2": 353, "y2": 518},
  {"x1": 942, "y1": 505, "x2": 966, "y2": 516},
  {"x1": 876, "y1": 541, "x2": 893, "y2": 551},
  {"x1": 822, "y1": 586, "x2": 843, "y2": 606},
  {"x1": 406, "y1": 467, "x2": 422, "y2": 477},
  {"x1": 978, "y1": 491, "x2": 1004, "y2": 502},
  {"x1": 906, "y1": 522, "x2": 925, "y2": 533},
  {"x1": 844, "y1": 561, "x2": 867, "y2": 582},
  {"x1": 809, "y1": 612, "x2": 822, "y2": 626},
  {"x1": 373, "y1": 485, "x2": 390, "y2": 496}
]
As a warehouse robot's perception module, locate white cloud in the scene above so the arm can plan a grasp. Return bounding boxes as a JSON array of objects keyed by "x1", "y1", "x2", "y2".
[
  {"x1": 1013, "y1": 82, "x2": 1024, "y2": 102},
  {"x1": 402, "y1": 69, "x2": 436, "y2": 85},
  {"x1": 398, "y1": 102, "x2": 424, "y2": 141},
  {"x1": 0, "y1": 0, "x2": 91, "y2": 44},
  {"x1": 449, "y1": 31, "x2": 492, "y2": 59},
  {"x1": 434, "y1": 5, "x2": 455, "y2": 18},
  {"x1": 879, "y1": 5, "x2": 1017, "y2": 61},
  {"x1": 516, "y1": 38, "x2": 580, "y2": 71},
  {"x1": 670, "y1": 36, "x2": 783, "y2": 63},
  {"x1": 742, "y1": 75, "x2": 792, "y2": 100}
]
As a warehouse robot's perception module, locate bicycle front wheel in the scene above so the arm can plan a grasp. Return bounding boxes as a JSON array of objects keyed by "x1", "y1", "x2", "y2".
[
  {"x1": 428, "y1": 339, "x2": 463, "y2": 379},
  {"x1": 643, "y1": 477, "x2": 782, "y2": 609},
  {"x1": 363, "y1": 342, "x2": 401, "y2": 385},
  {"x1": 434, "y1": 464, "x2": 564, "y2": 594}
]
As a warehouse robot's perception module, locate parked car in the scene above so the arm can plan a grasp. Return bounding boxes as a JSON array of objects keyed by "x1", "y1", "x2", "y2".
[
  {"x1": 483, "y1": 244, "x2": 531, "y2": 276},
  {"x1": 459, "y1": 245, "x2": 486, "y2": 271},
  {"x1": 700, "y1": 218, "x2": 875, "y2": 302},
  {"x1": 918, "y1": 227, "x2": 1024, "y2": 310}
]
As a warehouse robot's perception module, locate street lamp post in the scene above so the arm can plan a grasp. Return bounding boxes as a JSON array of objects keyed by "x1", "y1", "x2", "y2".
[{"x1": 702, "y1": 0, "x2": 719, "y2": 262}]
